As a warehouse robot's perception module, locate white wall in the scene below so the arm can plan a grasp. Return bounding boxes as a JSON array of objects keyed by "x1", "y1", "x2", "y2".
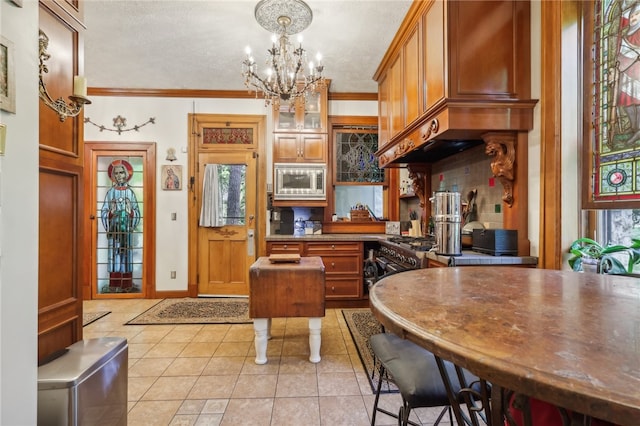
[
  {"x1": 0, "y1": 0, "x2": 40, "y2": 423},
  {"x1": 84, "y1": 97, "x2": 377, "y2": 292},
  {"x1": 529, "y1": 0, "x2": 541, "y2": 258}
]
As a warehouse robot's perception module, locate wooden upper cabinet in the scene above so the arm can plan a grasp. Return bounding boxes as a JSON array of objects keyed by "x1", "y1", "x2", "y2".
[
  {"x1": 273, "y1": 83, "x2": 328, "y2": 133},
  {"x1": 377, "y1": 73, "x2": 390, "y2": 149},
  {"x1": 272, "y1": 82, "x2": 329, "y2": 164},
  {"x1": 423, "y1": 0, "x2": 445, "y2": 111},
  {"x1": 389, "y1": 55, "x2": 403, "y2": 141},
  {"x1": 273, "y1": 133, "x2": 327, "y2": 163},
  {"x1": 404, "y1": 22, "x2": 422, "y2": 127},
  {"x1": 374, "y1": 0, "x2": 535, "y2": 167}
]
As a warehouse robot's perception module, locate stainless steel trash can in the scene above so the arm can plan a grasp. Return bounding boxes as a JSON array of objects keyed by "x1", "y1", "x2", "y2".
[{"x1": 38, "y1": 337, "x2": 128, "y2": 426}]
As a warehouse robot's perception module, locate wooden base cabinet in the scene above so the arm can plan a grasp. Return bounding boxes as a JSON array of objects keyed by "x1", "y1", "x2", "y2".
[{"x1": 266, "y1": 241, "x2": 364, "y2": 302}]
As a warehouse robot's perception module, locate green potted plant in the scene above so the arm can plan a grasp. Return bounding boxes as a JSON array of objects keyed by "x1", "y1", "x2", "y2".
[{"x1": 568, "y1": 237, "x2": 640, "y2": 274}]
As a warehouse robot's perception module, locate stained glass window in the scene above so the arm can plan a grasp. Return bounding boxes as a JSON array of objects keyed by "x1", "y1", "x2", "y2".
[
  {"x1": 203, "y1": 128, "x2": 253, "y2": 144},
  {"x1": 95, "y1": 156, "x2": 144, "y2": 294},
  {"x1": 335, "y1": 130, "x2": 384, "y2": 183},
  {"x1": 593, "y1": 0, "x2": 640, "y2": 201}
]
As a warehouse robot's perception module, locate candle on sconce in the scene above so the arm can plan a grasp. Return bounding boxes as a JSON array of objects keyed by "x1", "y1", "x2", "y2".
[{"x1": 73, "y1": 76, "x2": 87, "y2": 98}]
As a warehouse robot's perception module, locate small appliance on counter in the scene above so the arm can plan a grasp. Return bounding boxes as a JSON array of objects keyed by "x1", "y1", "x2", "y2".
[
  {"x1": 472, "y1": 229, "x2": 518, "y2": 256},
  {"x1": 431, "y1": 191, "x2": 462, "y2": 256}
]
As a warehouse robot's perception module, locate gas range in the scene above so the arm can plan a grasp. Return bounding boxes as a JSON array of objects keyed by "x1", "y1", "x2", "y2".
[
  {"x1": 386, "y1": 236, "x2": 436, "y2": 252},
  {"x1": 377, "y1": 235, "x2": 436, "y2": 271}
]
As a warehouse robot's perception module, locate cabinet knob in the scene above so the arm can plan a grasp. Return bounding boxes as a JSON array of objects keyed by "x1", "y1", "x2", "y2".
[
  {"x1": 283, "y1": 244, "x2": 287, "y2": 249},
  {"x1": 331, "y1": 244, "x2": 335, "y2": 249},
  {"x1": 331, "y1": 262, "x2": 335, "y2": 268},
  {"x1": 331, "y1": 286, "x2": 335, "y2": 292}
]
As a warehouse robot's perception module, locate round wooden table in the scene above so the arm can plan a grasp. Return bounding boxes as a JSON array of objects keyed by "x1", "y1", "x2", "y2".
[{"x1": 368, "y1": 267, "x2": 640, "y2": 426}]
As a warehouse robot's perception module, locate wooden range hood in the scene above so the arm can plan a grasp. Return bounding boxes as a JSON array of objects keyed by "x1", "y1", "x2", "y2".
[
  {"x1": 374, "y1": 0, "x2": 536, "y2": 169},
  {"x1": 373, "y1": 0, "x2": 537, "y2": 255}
]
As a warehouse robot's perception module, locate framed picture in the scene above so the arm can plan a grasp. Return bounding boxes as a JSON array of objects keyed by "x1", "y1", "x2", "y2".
[
  {"x1": 0, "y1": 36, "x2": 16, "y2": 113},
  {"x1": 161, "y1": 165, "x2": 182, "y2": 190}
]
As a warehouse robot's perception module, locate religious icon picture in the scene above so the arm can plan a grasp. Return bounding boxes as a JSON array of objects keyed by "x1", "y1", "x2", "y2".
[{"x1": 162, "y1": 164, "x2": 182, "y2": 190}]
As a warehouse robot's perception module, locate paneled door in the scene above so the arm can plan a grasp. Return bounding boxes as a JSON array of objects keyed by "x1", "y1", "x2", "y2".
[
  {"x1": 188, "y1": 115, "x2": 265, "y2": 297},
  {"x1": 195, "y1": 152, "x2": 256, "y2": 295}
]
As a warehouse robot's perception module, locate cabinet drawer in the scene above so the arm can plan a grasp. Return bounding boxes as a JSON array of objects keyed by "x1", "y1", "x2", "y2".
[
  {"x1": 325, "y1": 277, "x2": 362, "y2": 299},
  {"x1": 320, "y1": 255, "x2": 362, "y2": 275},
  {"x1": 306, "y1": 241, "x2": 361, "y2": 254},
  {"x1": 267, "y1": 242, "x2": 303, "y2": 254}
]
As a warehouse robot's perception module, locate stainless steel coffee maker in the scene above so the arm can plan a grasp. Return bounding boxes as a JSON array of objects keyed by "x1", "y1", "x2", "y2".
[{"x1": 430, "y1": 191, "x2": 462, "y2": 256}]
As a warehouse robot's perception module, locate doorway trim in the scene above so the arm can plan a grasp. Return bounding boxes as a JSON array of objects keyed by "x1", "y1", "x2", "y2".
[{"x1": 83, "y1": 142, "x2": 157, "y2": 299}]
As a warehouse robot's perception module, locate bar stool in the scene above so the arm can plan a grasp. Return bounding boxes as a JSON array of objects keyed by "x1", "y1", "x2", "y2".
[{"x1": 370, "y1": 332, "x2": 482, "y2": 426}]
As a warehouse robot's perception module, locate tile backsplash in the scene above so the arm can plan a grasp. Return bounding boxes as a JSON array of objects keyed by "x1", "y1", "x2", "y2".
[{"x1": 430, "y1": 144, "x2": 504, "y2": 229}]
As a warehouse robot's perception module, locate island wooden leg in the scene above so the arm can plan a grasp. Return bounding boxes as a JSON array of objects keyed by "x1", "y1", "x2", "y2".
[
  {"x1": 308, "y1": 317, "x2": 322, "y2": 363},
  {"x1": 253, "y1": 318, "x2": 269, "y2": 364}
]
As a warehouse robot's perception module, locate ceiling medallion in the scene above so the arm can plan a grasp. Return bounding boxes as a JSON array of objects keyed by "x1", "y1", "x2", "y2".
[{"x1": 254, "y1": 0, "x2": 312, "y2": 34}]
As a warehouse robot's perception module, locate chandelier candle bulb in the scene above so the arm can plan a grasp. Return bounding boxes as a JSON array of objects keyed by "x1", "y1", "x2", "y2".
[{"x1": 73, "y1": 76, "x2": 87, "y2": 98}]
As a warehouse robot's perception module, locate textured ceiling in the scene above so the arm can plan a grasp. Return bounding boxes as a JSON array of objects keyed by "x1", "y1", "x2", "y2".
[{"x1": 83, "y1": 0, "x2": 413, "y2": 94}]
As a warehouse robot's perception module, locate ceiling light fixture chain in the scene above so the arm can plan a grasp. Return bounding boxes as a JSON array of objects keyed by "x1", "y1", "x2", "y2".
[{"x1": 242, "y1": 0, "x2": 326, "y2": 106}]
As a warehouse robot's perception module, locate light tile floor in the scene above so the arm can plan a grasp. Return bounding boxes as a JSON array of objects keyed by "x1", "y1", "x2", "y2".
[{"x1": 83, "y1": 298, "x2": 452, "y2": 426}]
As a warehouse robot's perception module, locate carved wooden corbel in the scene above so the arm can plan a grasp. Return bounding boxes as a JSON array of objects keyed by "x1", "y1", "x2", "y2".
[
  {"x1": 407, "y1": 164, "x2": 429, "y2": 234},
  {"x1": 482, "y1": 132, "x2": 516, "y2": 207}
]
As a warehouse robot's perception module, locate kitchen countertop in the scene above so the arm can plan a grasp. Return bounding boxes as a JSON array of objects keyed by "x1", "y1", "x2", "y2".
[
  {"x1": 266, "y1": 234, "x2": 389, "y2": 242},
  {"x1": 422, "y1": 249, "x2": 538, "y2": 266},
  {"x1": 266, "y1": 235, "x2": 538, "y2": 266}
]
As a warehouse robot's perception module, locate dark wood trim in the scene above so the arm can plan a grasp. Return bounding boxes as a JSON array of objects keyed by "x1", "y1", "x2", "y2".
[
  {"x1": 539, "y1": 0, "x2": 563, "y2": 269},
  {"x1": 88, "y1": 87, "x2": 378, "y2": 102},
  {"x1": 328, "y1": 92, "x2": 377, "y2": 101},
  {"x1": 155, "y1": 290, "x2": 191, "y2": 299}
]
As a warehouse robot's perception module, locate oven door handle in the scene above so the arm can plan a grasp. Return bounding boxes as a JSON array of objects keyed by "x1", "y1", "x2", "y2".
[{"x1": 384, "y1": 263, "x2": 405, "y2": 275}]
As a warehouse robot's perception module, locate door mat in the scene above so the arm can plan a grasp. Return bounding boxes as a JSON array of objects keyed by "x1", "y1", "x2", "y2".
[
  {"x1": 342, "y1": 308, "x2": 398, "y2": 393},
  {"x1": 83, "y1": 311, "x2": 111, "y2": 327},
  {"x1": 125, "y1": 298, "x2": 251, "y2": 325}
]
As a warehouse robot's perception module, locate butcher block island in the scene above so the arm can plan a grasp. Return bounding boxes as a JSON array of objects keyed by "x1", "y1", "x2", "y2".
[{"x1": 249, "y1": 256, "x2": 325, "y2": 364}]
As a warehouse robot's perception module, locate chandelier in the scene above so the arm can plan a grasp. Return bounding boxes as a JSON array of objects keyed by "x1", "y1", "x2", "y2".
[{"x1": 242, "y1": 0, "x2": 326, "y2": 106}]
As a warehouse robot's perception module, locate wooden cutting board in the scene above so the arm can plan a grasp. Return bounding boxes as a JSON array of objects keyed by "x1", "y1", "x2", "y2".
[{"x1": 268, "y1": 253, "x2": 301, "y2": 263}]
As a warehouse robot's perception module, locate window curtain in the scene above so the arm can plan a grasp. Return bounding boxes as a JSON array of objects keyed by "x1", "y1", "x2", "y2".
[{"x1": 199, "y1": 164, "x2": 223, "y2": 227}]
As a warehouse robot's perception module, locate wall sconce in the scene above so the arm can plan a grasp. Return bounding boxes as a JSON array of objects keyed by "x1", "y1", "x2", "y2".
[{"x1": 38, "y1": 30, "x2": 91, "y2": 122}]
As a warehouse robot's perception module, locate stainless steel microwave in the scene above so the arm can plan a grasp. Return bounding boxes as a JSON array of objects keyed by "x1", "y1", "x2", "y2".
[{"x1": 273, "y1": 163, "x2": 327, "y2": 200}]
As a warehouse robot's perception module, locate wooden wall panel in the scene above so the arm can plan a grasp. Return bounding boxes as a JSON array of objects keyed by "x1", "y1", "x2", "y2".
[
  {"x1": 39, "y1": 7, "x2": 82, "y2": 159},
  {"x1": 39, "y1": 167, "x2": 80, "y2": 304},
  {"x1": 38, "y1": 0, "x2": 85, "y2": 364}
]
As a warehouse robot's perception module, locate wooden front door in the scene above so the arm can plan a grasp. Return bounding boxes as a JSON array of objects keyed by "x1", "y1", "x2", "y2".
[
  {"x1": 196, "y1": 152, "x2": 256, "y2": 295},
  {"x1": 188, "y1": 115, "x2": 265, "y2": 296}
]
